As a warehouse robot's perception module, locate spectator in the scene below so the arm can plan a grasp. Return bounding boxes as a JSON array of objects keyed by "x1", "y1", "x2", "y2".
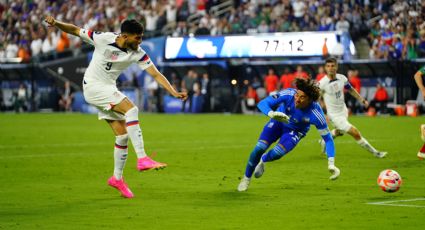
[
  {"x1": 405, "y1": 34, "x2": 418, "y2": 60},
  {"x1": 280, "y1": 67, "x2": 294, "y2": 89},
  {"x1": 30, "y1": 33, "x2": 43, "y2": 57},
  {"x1": 42, "y1": 31, "x2": 56, "y2": 54},
  {"x1": 257, "y1": 20, "x2": 269, "y2": 33},
  {"x1": 293, "y1": 65, "x2": 309, "y2": 79},
  {"x1": 418, "y1": 30, "x2": 425, "y2": 58},
  {"x1": 292, "y1": 0, "x2": 306, "y2": 22},
  {"x1": 345, "y1": 70, "x2": 362, "y2": 114},
  {"x1": 17, "y1": 43, "x2": 31, "y2": 63},
  {"x1": 173, "y1": 21, "x2": 188, "y2": 37},
  {"x1": 245, "y1": 85, "x2": 259, "y2": 112},
  {"x1": 5, "y1": 41, "x2": 18, "y2": 58},
  {"x1": 200, "y1": 73, "x2": 211, "y2": 112},
  {"x1": 264, "y1": 68, "x2": 279, "y2": 95},
  {"x1": 56, "y1": 32, "x2": 70, "y2": 53},
  {"x1": 166, "y1": 2, "x2": 177, "y2": 23},
  {"x1": 369, "y1": 83, "x2": 389, "y2": 114},
  {"x1": 316, "y1": 66, "x2": 326, "y2": 81},
  {"x1": 379, "y1": 13, "x2": 390, "y2": 29},
  {"x1": 13, "y1": 84, "x2": 28, "y2": 113},
  {"x1": 181, "y1": 69, "x2": 198, "y2": 112},
  {"x1": 335, "y1": 15, "x2": 350, "y2": 33},
  {"x1": 58, "y1": 81, "x2": 74, "y2": 112}
]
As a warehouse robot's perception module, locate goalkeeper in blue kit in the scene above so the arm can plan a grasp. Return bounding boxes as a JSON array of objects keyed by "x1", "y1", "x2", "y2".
[{"x1": 238, "y1": 78, "x2": 340, "y2": 191}]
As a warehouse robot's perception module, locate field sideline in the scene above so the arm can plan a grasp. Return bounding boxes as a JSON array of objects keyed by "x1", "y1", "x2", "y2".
[{"x1": 0, "y1": 113, "x2": 424, "y2": 229}]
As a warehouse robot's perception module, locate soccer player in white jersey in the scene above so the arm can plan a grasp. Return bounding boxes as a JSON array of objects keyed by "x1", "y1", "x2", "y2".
[
  {"x1": 318, "y1": 58, "x2": 387, "y2": 158},
  {"x1": 44, "y1": 16, "x2": 187, "y2": 198}
]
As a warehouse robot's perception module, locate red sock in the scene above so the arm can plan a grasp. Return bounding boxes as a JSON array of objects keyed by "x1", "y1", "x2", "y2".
[{"x1": 420, "y1": 143, "x2": 425, "y2": 153}]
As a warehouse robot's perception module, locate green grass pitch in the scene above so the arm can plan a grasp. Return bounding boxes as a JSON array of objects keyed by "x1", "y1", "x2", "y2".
[{"x1": 0, "y1": 113, "x2": 424, "y2": 229}]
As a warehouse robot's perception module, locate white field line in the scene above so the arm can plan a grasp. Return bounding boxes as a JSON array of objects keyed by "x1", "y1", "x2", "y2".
[
  {"x1": 0, "y1": 144, "x2": 250, "y2": 159},
  {"x1": 0, "y1": 139, "x2": 389, "y2": 150},
  {"x1": 367, "y1": 198, "x2": 425, "y2": 208}
]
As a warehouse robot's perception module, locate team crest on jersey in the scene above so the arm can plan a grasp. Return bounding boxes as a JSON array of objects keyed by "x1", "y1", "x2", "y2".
[
  {"x1": 302, "y1": 117, "x2": 310, "y2": 123},
  {"x1": 104, "y1": 50, "x2": 120, "y2": 60},
  {"x1": 332, "y1": 83, "x2": 339, "y2": 91}
]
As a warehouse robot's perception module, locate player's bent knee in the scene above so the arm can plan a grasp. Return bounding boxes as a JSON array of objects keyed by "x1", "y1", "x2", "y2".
[
  {"x1": 116, "y1": 133, "x2": 129, "y2": 144},
  {"x1": 125, "y1": 106, "x2": 139, "y2": 119}
]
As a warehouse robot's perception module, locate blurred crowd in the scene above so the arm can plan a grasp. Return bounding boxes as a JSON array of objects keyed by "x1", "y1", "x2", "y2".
[
  {"x1": 0, "y1": 0, "x2": 424, "y2": 62},
  {"x1": 367, "y1": 0, "x2": 425, "y2": 60}
]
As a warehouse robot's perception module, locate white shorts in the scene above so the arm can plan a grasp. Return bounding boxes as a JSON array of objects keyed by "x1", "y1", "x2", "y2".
[
  {"x1": 83, "y1": 81, "x2": 126, "y2": 120},
  {"x1": 328, "y1": 113, "x2": 352, "y2": 133}
]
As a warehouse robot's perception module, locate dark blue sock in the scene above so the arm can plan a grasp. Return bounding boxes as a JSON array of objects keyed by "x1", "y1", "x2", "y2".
[
  {"x1": 244, "y1": 142, "x2": 268, "y2": 178},
  {"x1": 261, "y1": 145, "x2": 286, "y2": 162}
]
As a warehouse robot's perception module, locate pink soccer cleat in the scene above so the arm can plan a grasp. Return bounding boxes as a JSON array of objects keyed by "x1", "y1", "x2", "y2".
[
  {"x1": 137, "y1": 156, "x2": 167, "y2": 171},
  {"x1": 108, "y1": 176, "x2": 134, "y2": 198}
]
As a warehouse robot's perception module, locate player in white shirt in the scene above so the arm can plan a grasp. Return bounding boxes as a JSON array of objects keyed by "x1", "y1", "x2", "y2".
[
  {"x1": 318, "y1": 58, "x2": 387, "y2": 158},
  {"x1": 44, "y1": 16, "x2": 187, "y2": 198}
]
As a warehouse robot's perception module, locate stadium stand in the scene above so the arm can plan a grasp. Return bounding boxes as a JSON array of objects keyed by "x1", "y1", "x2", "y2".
[{"x1": 0, "y1": 0, "x2": 424, "y2": 114}]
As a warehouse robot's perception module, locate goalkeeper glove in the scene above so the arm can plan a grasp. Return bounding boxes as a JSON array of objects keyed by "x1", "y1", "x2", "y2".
[
  {"x1": 267, "y1": 111, "x2": 290, "y2": 123},
  {"x1": 327, "y1": 157, "x2": 340, "y2": 180}
]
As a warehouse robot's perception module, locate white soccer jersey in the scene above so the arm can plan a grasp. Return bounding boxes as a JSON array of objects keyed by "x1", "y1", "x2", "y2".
[
  {"x1": 79, "y1": 29, "x2": 153, "y2": 85},
  {"x1": 318, "y1": 73, "x2": 352, "y2": 116}
]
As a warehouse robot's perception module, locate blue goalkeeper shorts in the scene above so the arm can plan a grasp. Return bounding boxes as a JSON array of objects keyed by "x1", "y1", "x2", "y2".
[{"x1": 258, "y1": 120, "x2": 303, "y2": 153}]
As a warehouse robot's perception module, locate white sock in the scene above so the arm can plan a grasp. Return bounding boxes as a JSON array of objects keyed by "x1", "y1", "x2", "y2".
[
  {"x1": 125, "y1": 107, "x2": 147, "y2": 158},
  {"x1": 114, "y1": 134, "x2": 129, "y2": 180},
  {"x1": 356, "y1": 137, "x2": 378, "y2": 154}
]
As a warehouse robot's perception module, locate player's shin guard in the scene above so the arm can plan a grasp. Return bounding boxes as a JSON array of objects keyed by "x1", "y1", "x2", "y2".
[
  {"x1": 114, "y1": 134, "x2": 129, "y2": 180},
  {"x1": 244, "y1": 141, "x2": 268, "y2": 178},
  {"x1": 125, "y1": 107, "x2": 147, "y2": 158},
  {"x1": 261, "y1": 144, "x2": 287, "y2": 162}
]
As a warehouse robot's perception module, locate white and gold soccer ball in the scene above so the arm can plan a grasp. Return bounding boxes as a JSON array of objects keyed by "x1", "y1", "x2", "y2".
[{"x1": 377, "y1": 169, "x2": 402, "y2": 193}]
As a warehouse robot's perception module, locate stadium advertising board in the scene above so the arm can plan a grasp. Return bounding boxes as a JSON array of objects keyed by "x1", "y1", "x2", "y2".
[{"x1": 165, "y1": 32, "x2": 355, "y2": 60}]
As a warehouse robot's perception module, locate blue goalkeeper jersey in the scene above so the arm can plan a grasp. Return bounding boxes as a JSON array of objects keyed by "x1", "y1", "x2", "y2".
[{"x1": 257, "y1": 88, "x2": 335, "y2": 157}]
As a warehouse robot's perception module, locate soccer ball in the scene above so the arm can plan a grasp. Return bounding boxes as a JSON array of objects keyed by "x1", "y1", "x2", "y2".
[{"x1": 377, "y1": 169, "x2": 402, "y2": 193}]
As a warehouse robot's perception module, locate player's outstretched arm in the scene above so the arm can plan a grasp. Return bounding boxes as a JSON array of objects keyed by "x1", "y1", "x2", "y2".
[
  {"x1": 146, "y1": 65, "x2": 188, "y2": 100},
  {"x1": 348, "y1": 88, "x2": 368, "y2": 107},
  {"x1": 414, "y1": 70, "x2": 425, "y2": 99},
  {"x1": 257, "y1": 96, "x2": 289, "y2": 123},
  {"x1": 44, "y1": 16, "x2": 80, "y2": 37},
  {"x1": 321, "y1": 132, "x2": 340, "y2": 180},
  {"x1": 314, "y1": 106, "x2": 340, "y2": 180}
]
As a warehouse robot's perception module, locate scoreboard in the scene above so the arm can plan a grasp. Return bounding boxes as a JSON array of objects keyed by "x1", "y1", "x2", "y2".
[{"x1": 165, "y1": 31, "x2": 355, "y2": 60}]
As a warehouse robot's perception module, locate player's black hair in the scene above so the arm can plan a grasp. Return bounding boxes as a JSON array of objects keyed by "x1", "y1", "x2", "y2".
[
  {"x1": 121, "y1": 19, "x2": 144, "y2": 35},
  {"x1": 294, "y1": 77, "x2": 320, "y2": 102},
  {"x1": 325, "y1": 57, "x2": 338, "y2": 64}
]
